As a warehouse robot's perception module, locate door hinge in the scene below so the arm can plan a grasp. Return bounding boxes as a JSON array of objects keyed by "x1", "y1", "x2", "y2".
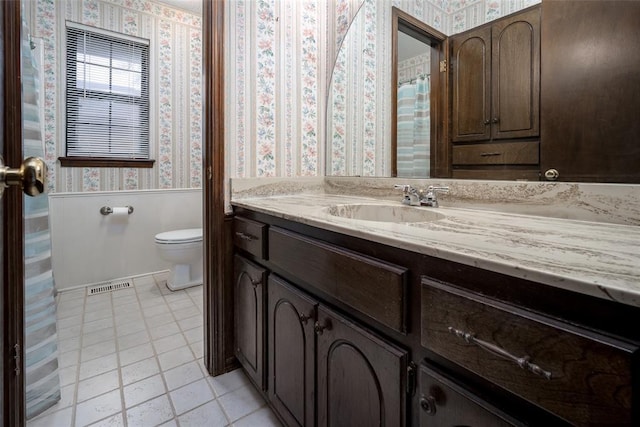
[
  {"x1": 13, "y1": 344, "x2": 21, "y2": 376},
  {"x1": 406, "y1": 361, "x2": 417, "y2": 396},
  {"x1": 439, "y1": 59, "x2": 447, "y2": 73}
]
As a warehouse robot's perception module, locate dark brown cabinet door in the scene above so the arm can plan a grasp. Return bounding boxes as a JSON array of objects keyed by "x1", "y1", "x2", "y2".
[
  {"x1": 268, "y1": 276, "x2": 317, "y2": 427},
  {"x1": 451, "y1": 7, "x2": 539, "y2": 143},
  {"x1": 451, "y1": 26, "x2": 491, "y2": 142},
  {"x1": 234, "y1": 254, "x2": 267, "y2": 389},
  {"x1": 491, "y1": 7, "x2": 540, "y2": 140},
  {"x1": 540, "y1": 1, "x2": 640, "y2": 183},
  {"x1": 316, "y1": 306, "x2": 408, "y2": 427}
]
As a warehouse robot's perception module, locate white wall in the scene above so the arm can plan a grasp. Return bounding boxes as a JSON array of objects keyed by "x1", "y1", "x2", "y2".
[{"x1": 49, "y1": 189, "x2": 202, "y2": 290}]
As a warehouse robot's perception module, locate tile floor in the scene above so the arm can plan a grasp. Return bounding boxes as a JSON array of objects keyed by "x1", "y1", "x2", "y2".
[{"x1": 28, "y1": 272, "x2": 282, "y2": 427}]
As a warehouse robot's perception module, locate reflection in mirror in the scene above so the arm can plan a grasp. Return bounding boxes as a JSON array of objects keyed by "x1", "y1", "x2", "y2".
[
  {"x1": 326, "y1": 0, "x2": 449, "y2": 178},
  {"x1": 391, "y1": 8, "x2": 446, "y2": 178},
  {"x1": 326, "y1": 1, "x2": 383, "y2": 177}
]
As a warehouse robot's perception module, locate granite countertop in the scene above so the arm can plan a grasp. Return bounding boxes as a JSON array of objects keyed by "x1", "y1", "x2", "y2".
[{"x1": 232, "y1": 192, "x2": 640, "y2": 309}]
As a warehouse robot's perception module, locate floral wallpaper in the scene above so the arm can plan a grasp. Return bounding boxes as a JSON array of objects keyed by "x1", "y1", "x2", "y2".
[
  {"x1": 225, "y1": 0, "x2": 362, "y2": 179},
  {"x1": 31, "y1": 0, "x2": 544, "y2": 190},
  {"x1": 29, "y1": 0, "x2": 202, "y2": 192}
]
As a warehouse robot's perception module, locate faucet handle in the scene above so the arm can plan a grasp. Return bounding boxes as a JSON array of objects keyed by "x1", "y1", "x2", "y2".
[
  {"x1": 394, "y1": 184, "x2": 420, "y2": 206},
  {"x1": 421, "y1": 186, "x2": 449, "y2": 208}
]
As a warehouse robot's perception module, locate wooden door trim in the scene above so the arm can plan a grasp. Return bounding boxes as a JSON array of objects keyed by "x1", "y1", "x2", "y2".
[
  {"x1": 390, "y1": 7, "x2": 448, "y2": 178},
  {"x1": 203, "y1": 0, "x2": 235, "y2": 375},
  {"x1": 2, "y1": 0, "x2": 25, "y2": 425}
]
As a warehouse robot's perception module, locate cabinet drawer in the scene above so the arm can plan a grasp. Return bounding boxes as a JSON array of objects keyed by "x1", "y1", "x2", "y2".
[
  {"x1": 419, "y1": 364, "x2": 524, "y2": 427},
  {"x1": 233, "y1": 217, "x2": 268, "y2": 259},
  {"x1": 269, "y1": 227, "x2": 408, "y2": 333},
  {"x1": 452, "y1": 168, "x2": 540, "y2": 181},
  {"x1": 452, "y1": 142, "x2": 539, "y2": 165},
  {"x1": 421, "y1": 278, "x2": 638, "y2": 426}
]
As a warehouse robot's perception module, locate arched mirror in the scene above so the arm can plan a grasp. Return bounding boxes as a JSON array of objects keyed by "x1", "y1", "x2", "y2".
[{"x1": 391, "y1": 7, "x2": 446, "y2": 178}]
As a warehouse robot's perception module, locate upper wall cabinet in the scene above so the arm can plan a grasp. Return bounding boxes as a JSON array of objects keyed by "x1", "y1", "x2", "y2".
[
  {"x1": 451, "y1": 7, "x2": 540, "y2": 143},
  {"x1": 540, "y1": 1, "x2": 640, "y2": 183}
]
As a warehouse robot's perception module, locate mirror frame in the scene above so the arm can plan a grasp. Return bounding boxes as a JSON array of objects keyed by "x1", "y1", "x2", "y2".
[{"x1": 391, "y1": 7, "x2": 449, "y2": 178}]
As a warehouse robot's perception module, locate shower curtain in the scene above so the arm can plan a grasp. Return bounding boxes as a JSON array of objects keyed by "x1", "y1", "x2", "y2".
[
  {"x1": 22, "y1": 20, "x2": 61, "y2": 419},
  {"x1": 396, "y1": 75, "x2": 430, "y2": 178}
]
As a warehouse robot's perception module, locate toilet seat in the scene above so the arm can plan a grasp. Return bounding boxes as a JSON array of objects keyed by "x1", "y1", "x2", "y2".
[{"x1": 155, "y1": 228, "x2": 202, "y2": 245}]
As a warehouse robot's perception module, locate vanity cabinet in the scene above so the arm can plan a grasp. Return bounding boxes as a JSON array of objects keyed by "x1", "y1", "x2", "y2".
[
  {"x1": 450, "y1": 6, "x2": 540, "y2": 180},
  {"x1": 233, "y1": 209, "x2": 640, "y2": 426},
  {"x1": 268, "y1": 276, "x2": 408, "y2": 427},
  {"x1": 235, "y1": 217, "x2": 409, "y2": 426}
]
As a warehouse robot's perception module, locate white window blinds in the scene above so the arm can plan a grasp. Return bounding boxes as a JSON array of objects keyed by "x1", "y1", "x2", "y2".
[{"x1": 66, "y1": 22, "x2": 150, "y2": 159}]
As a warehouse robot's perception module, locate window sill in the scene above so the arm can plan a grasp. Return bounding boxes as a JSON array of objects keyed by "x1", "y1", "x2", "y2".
[{"x1": 59, "y1": 157, "x2": 155, "y2": 168}]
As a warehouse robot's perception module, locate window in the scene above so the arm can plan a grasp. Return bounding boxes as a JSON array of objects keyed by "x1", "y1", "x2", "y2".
[{"x1": 62, "y1": 22, "x2": 153, "y2": 168}]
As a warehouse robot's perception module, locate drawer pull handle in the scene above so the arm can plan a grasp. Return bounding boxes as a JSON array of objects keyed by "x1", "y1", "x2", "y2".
[
  {"x1": 314, "y1": 320, "x2": 332, "y2": 335},
  {"x1": 448, "y1": 327, "x2": 552, "y2": 380},
  {"x1": 480, "y1": 152, "x2": 501, "y2": 157},
  {"x1": 235, "y1": 231, "x2": 257, "y2": 241}
]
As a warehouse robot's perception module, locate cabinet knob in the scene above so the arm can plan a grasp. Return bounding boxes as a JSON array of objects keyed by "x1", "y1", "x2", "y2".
[
  {"x1": 314, "y1": 320, "x2": 332, "y2": 335},
  {"x1": 483, "y1": 119, "x2": 490, "y2": 125},
  {"x1": 544, "y1": 168, "x2": 559, "y2": 181},
  {"x1": 299, "y1": 313, "x2": 311, "y2": 325},
  {"x1": 420, "y1": 395, "x2": 437, "y2": 415},
  {"x1": 491, "y1": 117, "x2": 499, "y2": 124}
]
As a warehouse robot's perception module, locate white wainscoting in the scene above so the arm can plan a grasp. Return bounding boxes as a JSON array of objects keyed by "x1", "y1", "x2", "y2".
[{"x1": 49, "y1": 189, "x2": 202, "y2": 290}]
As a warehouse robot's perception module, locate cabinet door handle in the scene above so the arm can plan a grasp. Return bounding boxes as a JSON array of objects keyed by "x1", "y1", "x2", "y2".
[
  {"x1": 299, "y1": 312, "x2": 312, "y2": 325},
  {"x1": 235, "y1": 231, "x2": 257, "y2": 241},
  {"x1": 492, "y1": 117, "x2": 499, "y2": 124},
  {"x1": 448, "y1": 327, "x2": 552, "y2": 380},
  {"x1": 250, "y1": 277, "x2": 262, "y2": 287},
  {"x1": 480, "y1": 152, "x2": 501, "y2": 157},
  {"x1": 314, "y1": 320, "x2": 332, "y2": 335},
  {"x1": 483, "y1": 119, "x2": 490, "y2": 125}
]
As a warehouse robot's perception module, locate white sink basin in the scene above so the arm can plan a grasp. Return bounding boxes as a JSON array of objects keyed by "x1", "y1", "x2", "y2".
[{"x1": 324, "y1": 204, "x2": 445, "y2": 223}]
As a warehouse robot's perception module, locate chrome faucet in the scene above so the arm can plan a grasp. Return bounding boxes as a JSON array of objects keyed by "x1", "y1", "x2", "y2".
[
  {"x1": 394, "y1": 184, "x2": 449, "y2": 207},
  {"x1": 393, "y1": 184, "x2": 421, "y2": 206},
  {"x1": 421, "y1": 186, "x2": 449, "y2": 208}
]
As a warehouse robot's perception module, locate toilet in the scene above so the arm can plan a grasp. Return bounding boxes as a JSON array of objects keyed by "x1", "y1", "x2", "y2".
[{"x1": 154, "y1": 228, "x2": 203, "y2": 291}]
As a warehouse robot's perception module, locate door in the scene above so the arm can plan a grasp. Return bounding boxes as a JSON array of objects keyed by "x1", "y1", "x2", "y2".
[
  {"x1": 451, "y1": 26, "x2": 491, "y2": 142},
  {"x1": 2, "y1": 1, "x2": 26, "y2": 425},
  {"x1": 491, "y1": 7, "x2": 540, "y2": 140},
  {"x1": 234, "y1": 254, "x2": 267, "y2": 389},
  {"x1": 268, "y1": 275, "x2": 316, "y2": 427},
  {"x1": 2, "y1": 2, "x2": 48, "y2": 424},
  {"x1": 316, "y1": 305, "x2": 408, "y2": 427}
]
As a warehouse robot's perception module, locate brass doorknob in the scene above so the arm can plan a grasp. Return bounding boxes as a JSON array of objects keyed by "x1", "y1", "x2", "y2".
[{"x1": 0, "y1": 156, "x2": 47, "y2": 197}]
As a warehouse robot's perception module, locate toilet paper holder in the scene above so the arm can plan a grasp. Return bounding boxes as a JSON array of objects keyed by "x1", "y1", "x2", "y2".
[{"x1": 100, "y1": 206, "x2": 134, "y2": 215}]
